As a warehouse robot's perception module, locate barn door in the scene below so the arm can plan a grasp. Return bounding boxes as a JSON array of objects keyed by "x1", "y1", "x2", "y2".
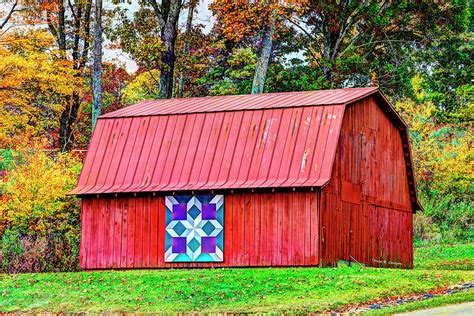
[
  {"x1": 348, "y1": 203, "x2": 368, "y2": 266},
  {"x1": 338, "y1": 201, "x2": 351, "y2": 264},
  {"x1": 341, "y1": 181, "x2": 365, "y2": 265}
]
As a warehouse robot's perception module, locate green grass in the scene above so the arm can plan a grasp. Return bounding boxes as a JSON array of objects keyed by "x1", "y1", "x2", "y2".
[
  {"x1": 365, "y1": 289, "x2": 474, "y2": 315},
  {"x1": 414, "y1": 242, "x2": 473, "y2": 270},
  {"x1": 0, "y1": 243, "x2": 472, "y2": 313}
]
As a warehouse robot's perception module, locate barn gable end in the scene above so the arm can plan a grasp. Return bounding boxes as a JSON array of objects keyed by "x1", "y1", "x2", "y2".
[{"x1": 321, "y1": 96, "x2": 415, "y2": 268}]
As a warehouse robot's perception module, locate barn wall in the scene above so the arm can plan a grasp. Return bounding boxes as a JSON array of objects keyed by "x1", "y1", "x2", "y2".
[
  {"x1": 80, "y1": 191, "x2": 320, "y2": 269},
  {"x1": 321, "y1": 97, "x2": 413, "y2": 268}
]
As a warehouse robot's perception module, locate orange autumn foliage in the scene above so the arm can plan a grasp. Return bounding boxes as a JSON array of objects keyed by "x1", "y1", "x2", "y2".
[{"x1": 210, "y1": 0, "x2": 291, "y2": 42}]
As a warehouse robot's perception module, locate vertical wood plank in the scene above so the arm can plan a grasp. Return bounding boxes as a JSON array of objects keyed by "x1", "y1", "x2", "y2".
[
  {"x1": 104, "y1": 199, "x2": 114, "y2": 268},
  {"x1": 89, "y1": 197, "x2": 99, "y2": 269},
  {"x1": 134, "y1": 197, "x2": 143, "y2": 267},
  {"x1": 254, "y1": 194, "x2": 262, "y2": 266},
  {"x1": 149, "y1": 195, "x2": 159, "y2": 267},
  {"x1": 96, "y1": 199, "x2": 106, "y2": 268},
  {"x1": 293, "y1": 191, "x2": 303, "y2": 265},
  {"x1": 112, "y1": 197, "x2": 122, "y2": 268},
  {"x1": 120, "y1": 197, "x2": 129, "y2": 267},
  {"x1": 310, "y1": 191, "x2": 319, "y2": 265},
  {"x1": 244, "y1": 193, "x2": 253, "y2": 265},
  {"x1": 157, "y1": 196, "x2": 166, "y2": 267},
  {"x1": 223, "y1": 194, "x2": 233, "y2": 266},
  {"x1": 275, "y1": 192, "x2": 283, "y2": 266},
  {"x1": 281, "y1": 192, "x2": 290, "y2": 265},
  {"x1": 127, "y1": 197, "x2": 135, "y2": 267},
  {"x1": 143, "y1": 196, "x2": 151, "y2": 267},
  {"x1": 265, "y1": 192, "x2": 275, "y2": 266},
  {"x1": 80, "y1": 199, "x2": 91, "y2": 269},
  {"x1": 235, "y1": 193, "x2": 243, "y2": 266}
]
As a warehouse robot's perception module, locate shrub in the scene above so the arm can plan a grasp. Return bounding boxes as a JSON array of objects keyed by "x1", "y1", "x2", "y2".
[
  {"x1": 0, "y1": 229, "x2": 80, "y2": 273},
  {"x1": 0, "y1": 144, "x2": 81, "y2": 272},
  {"x1": 0, "y1": 229, "x2": 23, "y2": 272},
  {"x1": 396, "y1": 99, "x2": 473, "y2": 242}
]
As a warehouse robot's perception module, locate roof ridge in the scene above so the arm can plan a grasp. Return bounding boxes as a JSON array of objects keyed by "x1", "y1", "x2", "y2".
[{"x1": 101, "y1": 87, "x2": 379, "y2": 118}]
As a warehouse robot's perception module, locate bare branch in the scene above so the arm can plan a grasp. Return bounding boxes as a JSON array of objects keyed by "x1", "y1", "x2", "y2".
[
  {"x1": 286, "y1": 16, "x2": 315, "y2": 40},
  {"x1": 0, "y1": 1, "x2": 19, "y2": 31},
  {"x1": 79, "y1": 0, "x2": 93, "y2": 69},
  {"x1": 68, "y1": 0, "x2": 78, "y2": 21},
  {"x1": 147, "y1": 0, "x2": 164, "y2": 28},
  {"x1": 340, "y1": 39, "x2": 420, "y2": 58}
]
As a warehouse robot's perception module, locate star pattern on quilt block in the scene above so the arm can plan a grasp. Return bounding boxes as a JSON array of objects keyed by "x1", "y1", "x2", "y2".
[{"x1": 165, "y1": 195, "x2": 224, "y2": 262}]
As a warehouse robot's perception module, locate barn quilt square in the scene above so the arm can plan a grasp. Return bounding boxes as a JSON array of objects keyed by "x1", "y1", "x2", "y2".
[{"x1": 165, "y1": 195, "x2": 224, "y2": 262}]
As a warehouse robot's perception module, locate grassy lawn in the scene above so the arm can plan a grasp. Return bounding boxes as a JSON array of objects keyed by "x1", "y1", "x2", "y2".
[
  {"x1": 365, "y1": 290, "x2": 474, "y2": 315},
  {"x1": 0, "y1": 243, "x2": 472, "y2": 313},
  {"x1": 414, "y1": 242, "x2": 473, "y2": 270}
]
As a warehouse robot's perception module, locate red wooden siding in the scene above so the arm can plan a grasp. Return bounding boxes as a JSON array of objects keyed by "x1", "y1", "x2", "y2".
[
  {"x1": 80, "y1": 191, "x2": 320, "y2": 269},
  {"x1": 321, "y1": 97, "x2": 414, "y2": 268}
]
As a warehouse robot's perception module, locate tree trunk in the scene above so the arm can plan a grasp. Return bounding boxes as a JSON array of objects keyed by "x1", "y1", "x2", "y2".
[
  {"x1": 53, "y1": 0, "x2": 92, "y2": 150},
  {"x1": 251, "y1": 20, "x2": 275, "y2": 94},
  {"x1": 92, "y1": 0, "x2": 102, "y2": 130},
  {"x1": 59, "y1": 92, "x2": 81, "y2": 151},
  {"x1": 158, "y1": 0, "x2": 181, "y2": 99},
  {"x1": 177, "y1": 4, "x2": 195, "y2": 98}
]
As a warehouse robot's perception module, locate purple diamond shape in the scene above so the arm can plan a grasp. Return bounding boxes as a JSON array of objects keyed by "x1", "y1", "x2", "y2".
[
  {"x1": 172, "y1": 237, "x2": 187, "y2": 253},
  {"x1": 201, "y1": 203, "x2": 216, "y2": 220},
  {"x1": 172, "y1": 203, "x2": 187, "y2": 220},
  {"x1": 201, "y1": 236, "x2": 216, "y2": 253}
]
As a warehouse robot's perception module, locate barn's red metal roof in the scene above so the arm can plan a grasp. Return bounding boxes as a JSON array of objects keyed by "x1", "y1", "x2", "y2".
[
  {"x1": 71, "y1": 103, "x2": 345, "y2": 194},
  {"x1": 101, "y1": 87, "x2": 378, "y2": 117},
  {"x1": 70, "y1": 87, "x2": 420, "y2": 212}
]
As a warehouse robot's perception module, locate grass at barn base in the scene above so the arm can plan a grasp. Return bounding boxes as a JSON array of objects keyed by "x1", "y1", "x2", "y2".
[{"x1": 1, "y1": 243, "x2": 472, "y2": 313}]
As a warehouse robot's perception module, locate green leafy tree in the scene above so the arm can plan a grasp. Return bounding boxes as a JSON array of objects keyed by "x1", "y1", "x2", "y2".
[{"x1": 293, "y1": 0, "x2": 470, "y2": 100}]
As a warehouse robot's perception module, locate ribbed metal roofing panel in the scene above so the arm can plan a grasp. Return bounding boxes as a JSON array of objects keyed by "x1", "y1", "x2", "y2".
[
  {"x1": 70, "y1": 104, "x2": 345, "y2": 195},
  {"x1": 70, "y1": 87, "x2": 421, "y2": 212},
  {"x1": 100, "y1": 87, "x2": 377, "y2": 117}
]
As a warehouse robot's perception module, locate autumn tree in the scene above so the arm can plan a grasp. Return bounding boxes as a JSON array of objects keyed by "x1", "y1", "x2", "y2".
[
  {"x1": 411, "y1": 9, "x2": 472, "y2": 120},
  {"x1": 74, "y1": 63, "x2": 130, "y2": 147},
  {"x1": 110, "y1": 0, "x2": 185, "y2": 99},
  {"x1": 210, "y1": 0, "x2": 290, "y2": 94},
  {"x1": 0, "y1": 30, "x2": 78, "y2": 149},
  {"x1": 23, "y1": 1, "x2": 93, "y2": 150}
]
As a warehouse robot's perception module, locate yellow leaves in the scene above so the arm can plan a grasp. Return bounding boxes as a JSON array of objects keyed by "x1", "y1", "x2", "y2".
[
  {"x1": 395, "y1": 99, "x2": 473, "y2": 198},
  {"x1": 122, "y1": 70, "x2": 161, "y2": 105},
  {"x1": 0, "y1": 143, "x2": 81, "y2": 234},
  {"x1": 411, "y1": 74, "x2": 428, "y2": 101},
  {"x1": 0, "y1": 30, "x2": 79, "y2": 148}
]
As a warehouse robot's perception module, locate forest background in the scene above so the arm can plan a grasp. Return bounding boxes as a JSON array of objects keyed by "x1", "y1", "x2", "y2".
[{"x1": 0, "y1": 0, "x2": 472, "y2": 273}]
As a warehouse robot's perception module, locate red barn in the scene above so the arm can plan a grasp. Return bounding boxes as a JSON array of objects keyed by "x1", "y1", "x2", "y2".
[{"x1": 71, "y1": 87, "x2": 421, "y2": 269}]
